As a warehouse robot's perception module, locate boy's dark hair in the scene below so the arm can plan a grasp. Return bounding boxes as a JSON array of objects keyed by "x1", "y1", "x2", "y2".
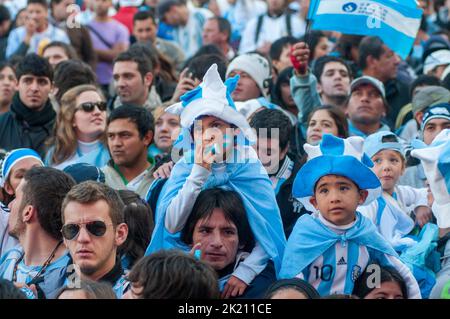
[
  {"x1": 108, "y1": 104, "x2": 155, "y2": 139},
  {"x1": 0, "y1": 5, "x2": 11, "y2": 24},
  {"x1": 352, "y1": 264, "x2": 408, "y2": 299},
  {"x1": 43, "y1": 41, "x2": 79, "y2": 61},
  {"x1": 269, "y1": 36, "x2": 298, "y2": 62},
  {"x1": 62, "y1": 181, "x2": 125, "y2": 227},
  {"x1": 53, "y1": 60, "x2": 97, "y2": 104},
  {"x1": 249, "y1": 108, "x2": 293, "y2": 151},
  {"x1": 185, "y1": 53, "x2": 228, "y2": 81},
  {"x1": 133, "y1": 9, "x2": 156, "y2": 25},
  {"x1": 207, "y1": 17, "x2": 231, "y2": 42},
  {"x1": 409, "y1": 74, "x2": 442, "y2": 99},
  {"x1": 114, "y1": 49, "x2": 153, "y2": 80},
  {"x1": 27, "y1": 0, "x2": 48, "y2": 8},
  {"x1": 358, "y1": 36, "x2": 385, "y2": 70},
  {"x1": 117, "y1": 190, "x2": 154, "y2": 269},
  {"x1": 21, "y1": 167, "x2": 75, "y2": 241},
  {"x1": 307, "y1": 105, "x2": 349, "y2": 139},
  {"x1": 181, "y1": 188, "x2": 255, "y2": 253},
  {"x1": 312, "y1": 56, "x2": 352, "y2": 83},
  {"x1": 0, "y1": 279, "x2": 26, "y2": 299},
  {"x1": 127, "y1": 250, "x2": 220, "y2": 299},
  {"x1": 16, "y1": 53, "x2": 53, "y2": 82}
]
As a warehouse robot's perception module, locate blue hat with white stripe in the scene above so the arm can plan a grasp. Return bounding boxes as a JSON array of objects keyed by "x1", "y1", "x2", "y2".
[
  {"x1": 0, "y1": 148, "x2": 44, "y2": 187},
  {"x1": 293, "y1": 134, "x2": 381, "y2": 212},
  {"x1": 364, "y1": 131, "x2": 405, "y2": 159}
]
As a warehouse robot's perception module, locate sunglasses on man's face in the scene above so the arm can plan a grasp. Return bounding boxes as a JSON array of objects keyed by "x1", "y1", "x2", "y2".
[
  {"x1": 77, "y1": 101, "x2": 107, "y2": 113},
  {"x1": 61, "y1": 221, "x2": 112, "y2": 240}
]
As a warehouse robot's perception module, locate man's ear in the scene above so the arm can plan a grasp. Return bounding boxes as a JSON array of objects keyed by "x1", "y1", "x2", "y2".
[
  {"x1": 143, "y1": 130, "x2": 154, "y2": 147},
  {"x1": 316, "y1": 82, "x2": 323, "y2": 95},
  {"x1": 22, "y1": 205, "x2": 35, "y2": 223},
  {"x1": 358, "y1": 190, "x2": 369, "y2": 205},
  {"x1": 115, "y1": 223, "x2": 129, "y2": 247},
  {"x1": 309, "y1": 196, "x2": 319, "y2": 209},
  {"x1": 144, "y1": 72, "x2": 153, "y2": 89}
]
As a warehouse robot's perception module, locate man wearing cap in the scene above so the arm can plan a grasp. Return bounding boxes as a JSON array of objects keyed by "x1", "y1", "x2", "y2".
[
  {"x1": 399, "y1": 86, "x2": 450, "y2": 143},
  {"x1": 0, "y1": 149, "x2": 44, "y2": 258},
  {"x1": 346, "y1": 75, "x2": 391, "y2": 138},
  {"x1": 225, "y1": 53, "x2": 296, "y2": 124},
  {"x1": 401, "y1": 103, "x2": 450, "y2": 188},
  {"x1": 359, "y1": 36, "x2": 410, "y2": 129},
  {"x1": 157, "y1": 0, "x2": 212, "y2": 59},
  {"x1": 423, "y1": 49, "x2": 450, "y2": 80}
]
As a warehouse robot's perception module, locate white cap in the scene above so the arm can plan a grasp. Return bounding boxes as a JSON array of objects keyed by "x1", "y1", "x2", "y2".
[
  {"x1": 423, "y1": 49, "x2": 450, "y2": 75},
  {"x1": 226, "y1": 53, "x2": 271, "y2": 99}
]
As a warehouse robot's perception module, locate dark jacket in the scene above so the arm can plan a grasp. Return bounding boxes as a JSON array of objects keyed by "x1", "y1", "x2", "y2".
[
  {"x1": 384, "y1": 79, "x2": 411, "y2": 130},
  {"x1": 275, "y1": 156, "x2": 311, "y2": 238},
  {"x1": 0, "y1": 94, "x2": 55, "y2": 157}
]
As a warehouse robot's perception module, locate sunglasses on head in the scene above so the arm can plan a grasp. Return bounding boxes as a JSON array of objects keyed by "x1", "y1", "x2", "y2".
[
  {"x1": 61, "y1": 221, "x2": 111, "y2": 240},
  {"x1": 77, "y1": 101, "x2": 107, "y2": 113}
]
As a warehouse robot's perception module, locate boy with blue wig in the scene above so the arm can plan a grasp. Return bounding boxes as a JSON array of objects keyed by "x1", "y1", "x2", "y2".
[
  {"x1": 145, "y1": 64, "x2": 286, "y2": 298},
  {"x1": 279, "y1": 134, "x2": 421, "y2": 298}
]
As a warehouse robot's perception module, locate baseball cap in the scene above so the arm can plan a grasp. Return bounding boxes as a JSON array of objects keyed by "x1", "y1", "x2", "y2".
[
  {"x1": 364, "y1": 131, "x2": 405, "y2": 159},
  {"x1": 423, "y1": 49, "x2": 450, "y2": 75},
  {"x1": 412, "y1": 86, "x2": 450, "y2": 115},
  {"x1": 350, "y1": 75, "x2": 386, "y2": 98}
]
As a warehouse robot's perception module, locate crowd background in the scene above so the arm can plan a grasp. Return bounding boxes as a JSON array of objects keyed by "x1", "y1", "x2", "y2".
[{"x1": 0, "y1": 0, "x2": 448, "y2": 300}]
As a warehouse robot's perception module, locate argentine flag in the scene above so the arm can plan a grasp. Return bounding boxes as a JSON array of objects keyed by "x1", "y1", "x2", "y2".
[{"x1": 308, "y1": 0, "x2": 423, "y2": 59}]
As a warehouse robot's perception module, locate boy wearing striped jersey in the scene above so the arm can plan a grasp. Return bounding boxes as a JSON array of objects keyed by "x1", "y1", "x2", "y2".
[{"x1": 279, "y1": 134, "x2": 421, "y2": 298}]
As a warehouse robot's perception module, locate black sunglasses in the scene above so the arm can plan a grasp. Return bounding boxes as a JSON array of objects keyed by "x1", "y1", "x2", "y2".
[
  {"x1": 61, "y1": 221, "x2": 111, "y2": 240},
  {"x1": 77, "y1": 101, "x2": 107, "y2": 113}
]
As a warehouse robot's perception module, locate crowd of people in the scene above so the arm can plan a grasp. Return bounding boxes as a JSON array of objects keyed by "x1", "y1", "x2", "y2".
[{"x1": 0, "y1": 0, "x2": 448, "y2": 300}]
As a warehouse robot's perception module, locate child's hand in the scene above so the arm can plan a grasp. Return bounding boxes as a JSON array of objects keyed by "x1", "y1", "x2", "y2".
[
  {"x1": 194, "y1": 141, "x2": 217, "y2": 171},
  {"x1": 290, "y1": 42, "x2": 310, "y2": 75},
  {"x1": 221, "y1": 275, "x2": 248, "y2": 299},
  {"x1": 153, "y1": 161, "x2": 174, "y2": 179},
  {"x1": 414, "y1": 206, "x2": 433, "y2": 228}
]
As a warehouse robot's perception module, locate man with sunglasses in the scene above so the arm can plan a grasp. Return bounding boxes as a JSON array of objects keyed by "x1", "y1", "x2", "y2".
[
  {"x1": 0, "y1": 53, "x2": 55, "y2": 157},
  {"x1": 61, "y1": 181, "x2": 129, "y2": 298},
  {"x1": 0, "y1": 167, "x2": 75, "y2": 299},
  {"x1": 103, "y1": 104, "x2": 156, "y2": 199}
]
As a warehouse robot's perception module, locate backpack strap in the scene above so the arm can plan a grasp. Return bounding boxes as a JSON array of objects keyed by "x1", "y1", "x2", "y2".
[
  {"x1": 286, "y1": 12, "x2": 292, "y2": 36},
  {"x1": 254, "y1": 14, "x2": 265, "y2": 45}
]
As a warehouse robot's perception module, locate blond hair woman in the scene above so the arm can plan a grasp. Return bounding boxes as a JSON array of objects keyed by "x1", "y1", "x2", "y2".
[{"x1": 45, "y1": 85, "x2": 110, "y2": 170}]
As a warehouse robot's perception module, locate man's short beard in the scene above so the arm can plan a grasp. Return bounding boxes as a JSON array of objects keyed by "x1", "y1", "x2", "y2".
[
  {"x1": 8, "y1": 219, "x2": 25, "y2": 240},
  {"x1": 351, "y1": 114, "x2": 381, "y2": 125}
]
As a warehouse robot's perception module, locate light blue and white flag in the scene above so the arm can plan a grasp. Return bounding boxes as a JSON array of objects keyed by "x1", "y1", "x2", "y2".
[{"x1": 308, "y1": 0, "x2": 423, "y2": 59}]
